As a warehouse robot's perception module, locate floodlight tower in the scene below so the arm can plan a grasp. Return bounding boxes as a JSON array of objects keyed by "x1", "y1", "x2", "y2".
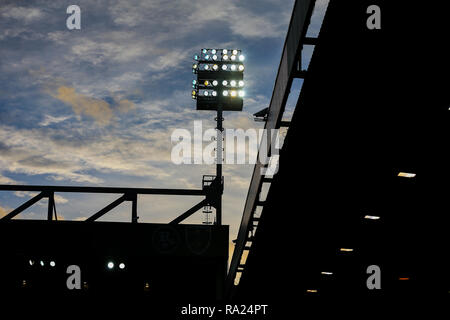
[{"x1": 192, "y1": 48, "x2": 246, "y2": 225}]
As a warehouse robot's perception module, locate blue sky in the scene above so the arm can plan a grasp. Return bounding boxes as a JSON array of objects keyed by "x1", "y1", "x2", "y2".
[{"x1": 0, "y1": 0, "x2": 328, "y2": 253}]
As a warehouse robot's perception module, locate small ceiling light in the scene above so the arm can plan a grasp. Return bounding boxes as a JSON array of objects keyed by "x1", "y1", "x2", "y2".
[
  {"x1": 230, "y1": 55, "x2": 236, "y2": 61},
  {"x1": 204, "y1": 54, "x2": 210, "y2": 60},
  {"x1": 238, "y1": 64, "x2": 245, "y2": 71},
  {"x1": 39, "y1": 261, "x2": 45, "y2": 267},
  {"x1": 211, "y1": 49, "x2": 216, "y2": 54},
  {"x1": 230, "y1": 64, "x2": 237, "y2": 71},
  {"x1": 212, "y1": 80, "x2": 218, "y2": 86},
  {"x1": 204, "y1": 80, "x2": 209, "y2": 86},
  {"x1": 306, "y1": 289, "x2": 318, "y2": 293},
  {"x1": 223, "y1": 55, "x2": 229, "y2": 61},
  {"x1": 398, "y1": 172, "x2": 416, "y2": 178},
  {"x1": 119, "y1": 263, "x2": 125, "y2": 270},
  {"x1": 232, "y1": 49, "x2": 238, "y2": 55},
  {"x1": 364, "y1": 215, "x2": 380, "y2": 220},
  {"x1": 212, "y1": 55, "x2": 218, "y2": 60},
  {"x1": 202, "y1": 49, "x2": 207, "y2": 54},
  {"x1": 239, "y1": 80, "x2": 244, "y2": 87},
  {"x1": 193, "y1": 64, "x2": 198, "y2": 69},
  {"x1": 321, "y1": 272, "x2": 333, "y2": 275},
  {"x1": 223, "y1": 90, "x2": 229, "y2": 96},
  {"x1": 107, "y1": 262, "x2": 114, "y2": 269},
  {"x1": 50, "y1": 261, "x2": 56, "y2": 267},
  {"x1": 213, "y1": 64, "x2": 218, "y2": 70},
  {"x1": 222, "y1": 80, "x2": 228, "y2": 86},
  {"x1": 212, "y1": 91, "x2": 217, "y2": 97},
  {"x1": 204, "y1": 91, "x2": 209, "y2": 96},
  {"x1": 238, "y1": 90, "x2": 245, "y2": 97},
  {"x1": 28, "y1": 260, "x2": 34, "y2": 266},
  {"x1": 230, "y1": 90, "x2": 237, "y2": 97},
  {"x1": 222, "y1": 65, "x2": 228, "y2": 70},
  {"x1": 223, "y1": 49, "x2": 228, "y2": 55},
  {"x1": 204, "y1": 65, "x2": 209, "y2": 70},
  {"x1": 340, "y1": 248, "x2": 353, "y2": 252},
  {"x1": 230, "y1": 80, "x2": 236, "y2": 87},
  {"x1": 239, "y1": 55, "x2": 245, "y2": 61}
]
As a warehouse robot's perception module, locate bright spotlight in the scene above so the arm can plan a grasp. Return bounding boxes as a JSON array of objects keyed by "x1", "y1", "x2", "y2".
[
  {"x1": 50, "y1": 261, "x2": 56, "y2": 267},
  {"x1": 119, "y1": 263, "x2": 125, "y2": 270},
  {"x1": 107, "y1": 261, "x2": 114, "y2": 269},
  {"x1": 40, "y1": 261, "x2": 44, "y2": 267},
  {"x1": 192, "y1": 48, "x2": 245, "y2": 111},
  {"x1": 28, "y1": 260, "x2": 34, "y2": 266}
]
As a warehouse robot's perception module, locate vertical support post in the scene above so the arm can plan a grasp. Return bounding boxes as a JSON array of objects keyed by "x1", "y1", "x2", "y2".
[
  {"x1": 131, "y1": 193, "x2": 138, "y2": 223},
  {"x1": 216, "y1": 104, "x2": 223, "y2": 226},
  {"x1": 47, "y1": 191, "x2": 54, "y2": 221}
]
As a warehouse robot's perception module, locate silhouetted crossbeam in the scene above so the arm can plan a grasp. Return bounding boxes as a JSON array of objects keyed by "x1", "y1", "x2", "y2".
[{"x1": 0, "y1": 185, "x2": 205, "y2": 196}]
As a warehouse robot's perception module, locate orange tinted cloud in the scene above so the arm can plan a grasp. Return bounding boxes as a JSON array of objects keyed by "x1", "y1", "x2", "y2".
[
  {"x1": 0, "y1": 205, "x2": 8, "y2": 218},
  {"x1": 51, "y1": 86, "x2": 113, "y2": 124}
]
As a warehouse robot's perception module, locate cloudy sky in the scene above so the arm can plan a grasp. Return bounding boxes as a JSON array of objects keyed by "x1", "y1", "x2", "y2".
[{"x1": 0, "y1": 0, "x2": 328, "y2": 255}]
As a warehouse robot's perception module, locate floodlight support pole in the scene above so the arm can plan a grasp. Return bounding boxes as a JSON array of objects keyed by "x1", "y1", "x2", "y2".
[{"x1": 215, "y1": 104, "x2": 223, "y2": 226}]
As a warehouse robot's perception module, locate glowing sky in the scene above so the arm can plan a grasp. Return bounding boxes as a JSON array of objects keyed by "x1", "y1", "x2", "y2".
[{"x1": 0, "y1": 0, "x2": 328, "y2": 255}]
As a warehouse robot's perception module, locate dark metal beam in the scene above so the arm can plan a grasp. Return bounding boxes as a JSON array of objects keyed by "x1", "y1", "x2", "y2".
[
  {"x1": 304, "y1": 36, "x2": 318, "y2": 45},
  {"x1": 0, "y1": 185, "x2": 205, "y2": 196},
  {"x1": 0, "y1": 192, "x2": 47, "y2": 221},
  {"x1": 47, "y1": 191, "x2": 54, "y2": 221},
  {"x1": 85, "y1": 194, "x2": 127, "y2": 222},
  {"x1": 280, "y1": 120, "x2": 291, "y2": 127},
  {"x1": 130, "y1": 193, "x2": 138, "y2": 223},
  {"x1": 169, "y1": 199, "x2": 209, "y2": 225},
  {"x1": 226, "y1": 0, "x2": 316, "y2": 294}
]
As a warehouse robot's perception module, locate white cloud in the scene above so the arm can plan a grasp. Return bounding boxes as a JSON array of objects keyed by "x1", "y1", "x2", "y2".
[
  {"x1": 0, "y1": 6, "x2": 44, "y2": 23},
  {"x1": 39, "y1": 114, "x2": 72, "y2": 127},
  {"x1": 0, "y1": 173, "x2": 17, "y2": 184}
]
